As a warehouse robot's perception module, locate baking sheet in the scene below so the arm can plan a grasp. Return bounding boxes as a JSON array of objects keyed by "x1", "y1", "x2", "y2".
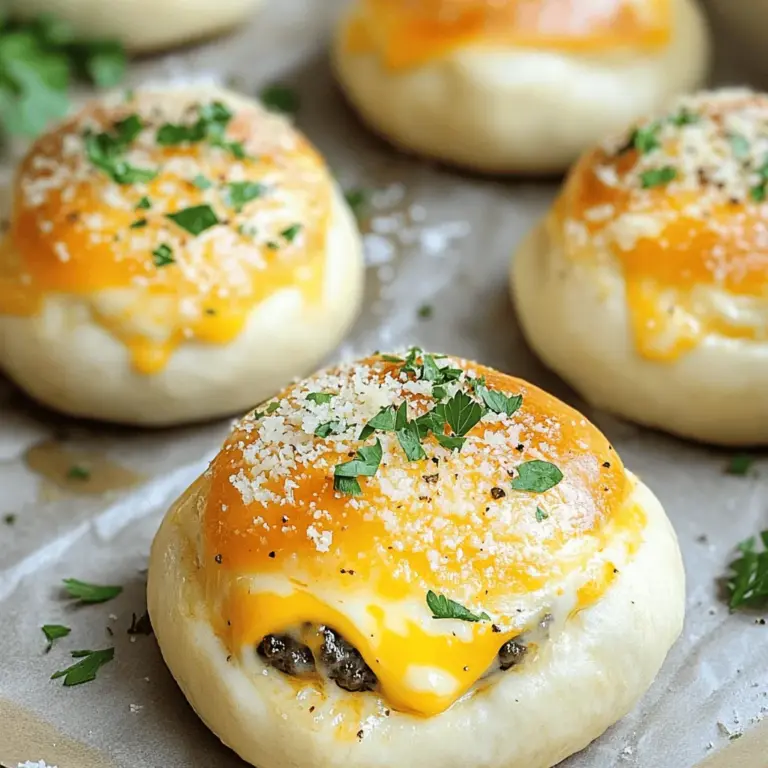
[{"x1": 2, "y1": 1, "x2": 768, "y2": 766}]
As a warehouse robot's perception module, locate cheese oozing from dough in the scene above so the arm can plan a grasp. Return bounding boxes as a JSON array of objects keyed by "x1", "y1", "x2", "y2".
[
  {"x1": 0, "y1": 89, "x2": 333, "y2": 374},
  {"x1": 342, "y1": 0, "x2": 672, "y2": 70},
  {"x1": 552, "y1": 88, "x2": 768, "y2": 362},
  {"x1": 199, "y1": 352, "x2": 645, "y2": 717}
]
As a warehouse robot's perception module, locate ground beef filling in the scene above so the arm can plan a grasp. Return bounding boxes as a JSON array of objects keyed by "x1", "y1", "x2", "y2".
[{"x1": 257, "y1": 617, "x2": 552, "y2": 690}]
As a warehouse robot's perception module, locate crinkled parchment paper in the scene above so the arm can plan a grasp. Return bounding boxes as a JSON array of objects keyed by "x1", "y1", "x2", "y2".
[{"x1": 2, "y1": 2, "x2": 768, "y2": 766}]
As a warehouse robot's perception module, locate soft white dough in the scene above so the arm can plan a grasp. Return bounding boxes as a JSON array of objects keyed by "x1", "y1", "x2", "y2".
[
  {"x1": 511, "y1": 221, "x2": 768, "y2": 446},
  {"x1": 147, "y1": 471, "x2": 684, "y2": 768},
  {"x1": 0, "y1": 189, "x2": 363, "y2": 426},
  {"x1": 8, "y1": 0, "x2": 263, "y2": 52},
  {"x1": 333, "y1": 0, "x2": 710, "y2": 174}
]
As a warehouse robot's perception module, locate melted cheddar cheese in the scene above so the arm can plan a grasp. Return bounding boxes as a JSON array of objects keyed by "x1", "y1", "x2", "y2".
[
  {"x1": 0, "y1": 89, "x2": 332, "y2": 374},
  {"x1": 343, "y1": 0, "x2": 672, "y2": 70},
  {"x1": 199, "y1": 353, "x2": 644, "y2": 717},
  {"x1": 554, "y1": 88, "x2": 768, "y2": 362}
]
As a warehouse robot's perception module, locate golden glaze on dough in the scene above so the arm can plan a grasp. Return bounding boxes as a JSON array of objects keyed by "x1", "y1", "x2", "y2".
[
  {"x1": 0, "y1": 89, "x2": 332, "y2": 374},
  {"x1": 199, "y1": 353, "x2": 644, "y2": 716},
  {"x1": 343, "y1": 0, "x2": 672, "y2": 70},
  {"x1": 553, "y1": 89, "x2": 768, "y2": 361}
]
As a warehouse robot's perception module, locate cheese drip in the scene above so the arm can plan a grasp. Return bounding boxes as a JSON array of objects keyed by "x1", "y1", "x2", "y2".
[
  {"x1": 343, "y1": 0, "x2": 672, "y2": 70},
  {"x1": 199, "y1": 354, "x2": 645, "y2": 716},
  {"x1": 556, "y1": 89, "x2": 768, "y2": 362},
  {"x1": 0, "y1": 90, "x2": 332, "y2": 374}
]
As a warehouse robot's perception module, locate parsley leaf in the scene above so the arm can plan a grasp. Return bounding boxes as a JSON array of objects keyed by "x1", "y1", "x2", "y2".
[
  {"x1": 640, "y1": 166, "x2": 677, "y2": 189},
  {"x1": 359, "y1": 404, "x2": 401, "y2": 439},
  {"x1": 166, "y1": 204, "x2": 219, "y2": 236},
  {"x1": 265, "y1": 402, "x2": 279, "y2": 414},
  {"x1": 728, "y1": 133, "x2": 750, "y2": 160},
  {"x1": 629, "y1": 123, "x2": 661, "y2": 155},
  {"x1": 426, "y1": 590, "x2": 489, "y2": 622},
  {"x1": 418, "y1": 304, "x2": 433, "y2": 319},
  {"x1": 0, "y1": 19, "x2": 125, "y2": 138},
  {"x1": 435, "y1": 434, "x2": 465, "y2": 452},
  {"x1": 726, "y1": 532, "x2": 768, "y2": 609},
  {"x1": 444, "y1": 391, "x2": 483, "y2": 437},
  {"x1": 192, "y1": 174, "x2": 212, "y2": 190},
  {"x1": 334, "y1": 439, "x2": 383, "y2": 495},
  {"x1": 259, "y1": 84, "x2": 300, "y2": 115},
  {"x1": 42, "y1": 624, "x2": 70, "y2": 651},
  {"x1": 510, "y1": 461, "x2": 563, "y2": 493},
  {"x1": 129, "y1": 218, "x2": 147, "y2": 229},
  {"x1": 51, "y1": 648, "x2": 114, "y2": 686},
  {"x1": 152, "y1": 243, "x2": 174, "y2": 267},
  {"x1": 62, "y1": 578, "x2": 122, "y2": 604},
  {"x1": 227, "y1": 181, "x2": 265, "y2": 212},
  {"x1": 66, "y1": 465, "x2": 90, "y2": 480},
  {"x1": 477, "y1": 386, "x2": 523, "y2": 417},
  {"x1": 84, "y1": 117, "x2": 157, "y2": 185},
  {"x1": 535, "y1": 506, "x2": 549, "y2": 522},
  {"x1": 670, "y1": 108, "x2": 699, "y2": 126},
  {"x1": 306, "y1": 392, "x2": 334, "y2": 405},
  {"x1": 315, "y1": 421, "x2": 344, "y2": 438},
  {"x1": 726, "y1": 455, "x2": 755, "y2": 476},
  {"x1": 397, "y1": 419, "x2": 426, "y2": 461},
  {"x1": 135, "y1": 196, "x2": 151, "y2": 210},
  {"x1": 281, "y1": 223, "x2": 302, "y2": 242},
  {"x1": 344, "y1": 188, "x2": 369, "y2": 220}
]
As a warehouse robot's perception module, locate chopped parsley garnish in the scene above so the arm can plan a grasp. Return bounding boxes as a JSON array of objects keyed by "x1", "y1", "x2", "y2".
[
  {"x1": 227, "y1": 181, "x2": 266, "y2": 212},
  {"x1": 0, "y1": 18, "x2": 125, "y2": 138},
  {"x1": 306, "y1": 392, "x2": 334, "y2": 405},
  {"x1": 640, "y1": 166, "x2": 677, "y2": 189},
  {"x1": 166, "y1": 204, "x2": 219, "y2": 236},
  {"x1": 344, "y1": 188, "x2": 369, "y2": 220},
  {"x1": 280, "y1": 223, "x2": 302, "y2": 242},
  {"x1": 265, "y1": 402, "x2": 280, "y2": 414},
  {"x1": 670, "y1": 108, "x2": 699, "y2": 126},
  {"x1": 259, "y1": 84, "x2": 300, "y2": 115},
  {"x1": 535, "y1": 506, "x2": 549, "y2": 522},
  {"x1": 152, "y1": 243, "x2": 174, "y2": 267},
  {"x1": 128, "y1": 611, "x2": 153, "y2": 635},
  {"x1": 84, "y1": 115, "x2": 157, "y2": 185},
  {"x1": 334, "y1": 439, "x2": 383, "y2": 496},
  {"x1": 726, "y1": 532, "x2": 768, "y2": 609},
  {"x1": 359, "y1": 403, "x2": 401, "y2": 440},
  {"x1": 42, "y1": 624, "x2": 71, "y2": 652},
  {"x1": 728, "y1": 133, "x2": 750, "y2": 160},
  {"x1": 444, "y1": 390, "x2": 484, "y2": 438},
  {"x1": 418, "y1": 304, "x2": 433, "y2": 319},
  {"x1": 155, "y1": 101, "x2": 246, "y2": 159},
  {"x1": 750, "y1": 161, "x2": 768, "y2": 203},
  {"x1": 476, "y1": 385, "x2": 522, "y2": 417},
  {"x1": 66, "y1": 465, "x2": 90, "y2": 480},
  {"x1": 426, "y1": 591, "x2": 489, "y2": 622},
  {"x1": 380, "y1": 354, "x2": 403, "y2": 363},
  {"x1": 396, "y1": 418, "x2": 426, "y2": 462},
  {"x1": 510, "y1": 461, "x2": 563, "y2": 493},
  {"x1": 51, "y1": 648, "x2": 114, "y2": 686},
  {"x1": 62, "y1": 578, "x2": 122, "y2": 604},
  {"x1": 625, "y1": 123, "x2": 661, "y2": 155},
  {"x1": 726, "y1": 455, "x2": 754, "y2": 477},
  {"x1": 135, "y1": 196, "x2": 151, "y2": 210},
  {"x1": 3, "y1": 513, "x2": 16, "y2": 525},
  {"x1": 129, "y1": 218, "x2": 147, "y2": 229},
  {"x1": 315, "y1": 421, "x2": 344, "y2": 438},
  {"x1": 435, "y1": 434, "x2": 465, "y2": 452},
  {"x1": 192, "y1": 174, "x2": 212, "y2": 190}
]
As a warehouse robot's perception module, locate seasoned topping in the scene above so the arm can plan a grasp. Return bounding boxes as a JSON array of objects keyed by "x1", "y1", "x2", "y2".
[
  {"x1": 557, "y1": 89, "x2": 768, "y2": 361},
  {"x1": 200, "y1": 354, "x2": 642, "y2": 716},
  {"x1": 344, "y1": 0, "x2": 671, "y2": 70},
  {"x1": 0, "y1": 88, "x2": 333, "y2": 374}
]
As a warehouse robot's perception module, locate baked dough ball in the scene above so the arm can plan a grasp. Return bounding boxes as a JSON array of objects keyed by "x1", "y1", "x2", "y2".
[
  {"x1": 8, "y1": 0, "x2": 263, "y2": 52},
  {"x1": 333, "y1": 0, "x2": 710, "y2": 174},
  {"x1": 0, "y1": 87, "x2": 363, "y2": 426},
  {"x1": 148, "y1": 351, "x2": 684, "y2": 768},
  {"x1": 512, "y1": 89, "x2": 768, "y2": 446}
]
